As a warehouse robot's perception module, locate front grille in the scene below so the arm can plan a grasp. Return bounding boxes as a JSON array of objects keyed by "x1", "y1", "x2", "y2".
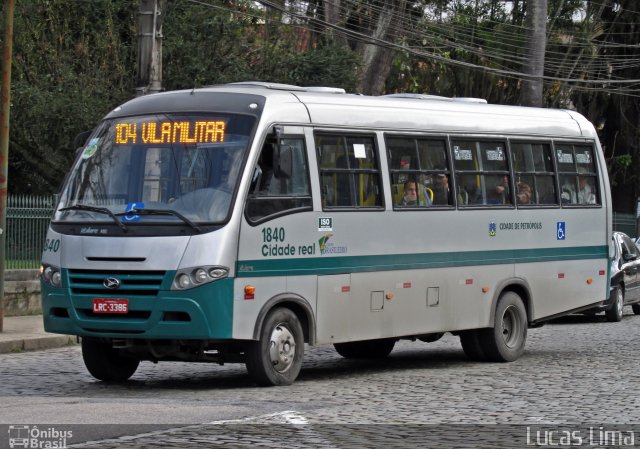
[{"x1": 68, "y1": 269, "x2": 166, "y2": 296}]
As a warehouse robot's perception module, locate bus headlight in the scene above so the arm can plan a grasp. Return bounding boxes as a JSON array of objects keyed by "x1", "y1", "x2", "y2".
[
  {"x1": 193, "y1": 268, "x2": 208, "y2": 284},
  {"x1": 41, "y1": 264, "x2": 62, "y2": 288},
  {"x1": 177, "y1": 273, "x2": 192, "y2": 289},
  {"x1": 172, "y1": 266, "x2": 229, "y2": 290}
]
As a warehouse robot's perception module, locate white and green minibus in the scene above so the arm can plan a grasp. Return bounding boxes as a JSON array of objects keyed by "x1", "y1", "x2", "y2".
[{"x1": 41, "y1": 82, "x2": 611, "y2": 386}]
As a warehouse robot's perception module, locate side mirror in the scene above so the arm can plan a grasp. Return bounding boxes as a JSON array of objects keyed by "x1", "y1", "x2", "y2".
[
  {"x1": 623, "y1": 252, "x2": 636, "y2": 262},
  {"x1": 73, "y1": 129, "x2": 93, "y2": 149},
  {"x1": 73, "y1": 129, "x2": 94, "y2": 156},
  {"x1": 273, "y1": 144, "x2": 292, "y2": 179}
]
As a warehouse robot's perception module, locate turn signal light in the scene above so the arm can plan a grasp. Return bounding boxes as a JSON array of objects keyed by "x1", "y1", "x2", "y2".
[{"x1": 244, "y1": 285, "x2": 256, "y2": 300}]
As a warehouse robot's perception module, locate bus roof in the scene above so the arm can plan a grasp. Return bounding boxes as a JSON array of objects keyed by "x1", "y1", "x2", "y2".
[{"x1": 106, "y1": 83, "x2": 596, "y2": 140}]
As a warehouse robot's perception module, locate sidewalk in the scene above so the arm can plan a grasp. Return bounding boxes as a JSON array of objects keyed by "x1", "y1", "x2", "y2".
[{"x1": 0, "y1": 315, "x2": 77, "y2": 354}]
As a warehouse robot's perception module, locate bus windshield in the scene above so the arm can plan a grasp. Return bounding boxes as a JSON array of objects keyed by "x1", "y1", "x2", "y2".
[{"x1": 55, "y1": 113, "x2": 255, "y2": 226}]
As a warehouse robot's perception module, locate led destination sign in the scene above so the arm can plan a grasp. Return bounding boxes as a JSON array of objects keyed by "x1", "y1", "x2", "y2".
[{"x1": 115, "y1": 120, "x2": 226, "y2": 145}]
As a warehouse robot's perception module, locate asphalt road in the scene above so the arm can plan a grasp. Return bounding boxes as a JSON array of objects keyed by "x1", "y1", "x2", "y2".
[{"x1": 1, "y1": 310, "x2": 640, "y2": 448}]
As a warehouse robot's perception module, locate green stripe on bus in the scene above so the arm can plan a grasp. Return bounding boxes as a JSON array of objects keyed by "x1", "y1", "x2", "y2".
[{"x1": 236, "y1": 245, "x2": 608, "y2": 277}]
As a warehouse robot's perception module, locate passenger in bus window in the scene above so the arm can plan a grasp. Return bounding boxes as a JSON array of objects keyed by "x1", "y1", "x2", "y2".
[
  {"x1": 401, "y1": 180, "x2": 428, "y2": 207},
  {"x1": 432, "y1": 174, "x2": 450, "y2": 205},
  {"x1": 488, "y1": 175, "x2": 509, "y2": 204},
  {"x1": 516, "y1": 181, "x2": 532, "y2": 205},
  {"x1": 577, "y1": 169, "x2": 596, "y2": 204}
]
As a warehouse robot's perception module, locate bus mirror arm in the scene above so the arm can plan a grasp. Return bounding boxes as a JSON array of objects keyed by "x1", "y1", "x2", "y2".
[
  {"x1": 272, "y1": 125, "x2": 292, "y2": 179},
  {"x1": 273, "y1": 144, "x2": 293, "y2": 179}
]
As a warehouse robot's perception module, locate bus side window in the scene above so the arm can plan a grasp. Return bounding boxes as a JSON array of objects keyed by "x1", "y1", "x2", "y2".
[
  {"x1": 245, "y1": 137, "x2": 312, "y2": 223},
  {"x1": 387, "y1": 136, "x2": 451, "y2": 209},
  {"x1": 556, "y1": 144, "x2": 599, "y2": 206},
  {"x1": 512, "y1": 142, "x2": 557, "y2": 206},
  {"x1": 317, "y1": 134, "x2": 382, "y2": 209},
  {"x1": 452, "y1": 140, "x2": 511, "y2": 207}
]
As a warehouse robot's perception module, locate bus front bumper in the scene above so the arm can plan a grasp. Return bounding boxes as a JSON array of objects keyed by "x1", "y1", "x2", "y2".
[{"x1": 41, "y1": 278, "x2": 234, "y2": 340}]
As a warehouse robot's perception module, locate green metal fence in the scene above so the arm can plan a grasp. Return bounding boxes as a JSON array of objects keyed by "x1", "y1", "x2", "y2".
[
  {"x1": 6, "y1": 194, "x2": 56, "y2": 269},
  {"x1": 613, "y1": 212, "x2": 637, "y2": 238}
]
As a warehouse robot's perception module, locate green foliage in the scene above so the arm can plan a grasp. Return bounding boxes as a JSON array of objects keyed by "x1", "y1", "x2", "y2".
[
  {"x1": 162, "y1": 0, "x2": 261, "y2": 89},
  {"x1": 162, "y1": 1, "x2": 358, "y2": 90},
  {"x1": 268, "y1": 44, "x2": 359, "y2": 89},
  {"x1": 386, "y1": 1, "x2": 521, "y2": 102},
  {"x1": 3, "y1": 0, "x2": 137, "y2": 194},
  {"x1": 606, "y1": 154, "x2": 634, "y2": 188}
]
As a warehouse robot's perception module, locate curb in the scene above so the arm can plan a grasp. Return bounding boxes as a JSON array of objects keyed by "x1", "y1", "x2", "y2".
[{"x1": 0, "y1": 335, "x2": 78, "y2": 354}]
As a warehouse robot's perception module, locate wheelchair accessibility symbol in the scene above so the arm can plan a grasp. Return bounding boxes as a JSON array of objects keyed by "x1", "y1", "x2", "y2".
[
  {"x1": 123, "y1": 202, "x2": 145, "y2": 222},
  {"x1": 557, "y1": 222, "x2": 566, "y2": 240}
]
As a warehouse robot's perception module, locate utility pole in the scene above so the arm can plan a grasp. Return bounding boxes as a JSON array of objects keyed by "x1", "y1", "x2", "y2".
[
  {"x1": 0, "y1": 0, "x2": 15, "y2": 332},
  {"x1": 136, "y1": 0, "x2": 166, "y2": 97}
]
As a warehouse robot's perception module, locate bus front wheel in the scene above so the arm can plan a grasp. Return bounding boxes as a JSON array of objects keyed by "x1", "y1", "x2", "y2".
[
  {"x1": 479, "y1": 292, "x2": 527, "y2": 362},
  {"x1": 246, "y1": 307, "x2": 304, "y2": 386},
  {"x1": 81, "y1": 338, "x2": 139, "y2": 382}
]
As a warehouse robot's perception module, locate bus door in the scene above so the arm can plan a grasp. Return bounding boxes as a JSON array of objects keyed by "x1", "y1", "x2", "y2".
[{"x1": 237, "y1": 127, "x2": 314, "y2": 338}]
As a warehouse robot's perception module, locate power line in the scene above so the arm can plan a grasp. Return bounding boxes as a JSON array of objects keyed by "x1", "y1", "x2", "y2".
[{"x1": 183, "y1": 0, "x2": 640, "y2": 97}]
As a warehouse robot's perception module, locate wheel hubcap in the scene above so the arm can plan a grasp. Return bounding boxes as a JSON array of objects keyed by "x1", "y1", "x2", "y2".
[
  {"x1": 501, "y1": 305, "x2": 522, "y2": 348},
  {"x1": 269, "y1": 323, "x2": 296, "y2": 373}
]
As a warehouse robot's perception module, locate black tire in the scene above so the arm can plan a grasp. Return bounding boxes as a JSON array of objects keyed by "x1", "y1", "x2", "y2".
[
  {"x1": 245, "y1": 308, "x2": 304, "y2": 386},
  {"x1": 606, "y1": 285, "x2": 624, "y2": 322},
  {"x1": 81, "y1": 338, "x2": 139, "y2": 382},
  {"x1": 632, "y1": 304, "x2": 640, "y2": 315},
  {"x1": 419, "y1": 333, "x2": 444, "y2": 343},
  {"x1": 333, "y1": 338, "x2": 396, "y2": 359},
  {"x1": 479, "y1": 291, "x2": 528, "y2": 362},
  {"x1": 459, "y1": 330, "x2": 487, "y2": 361}
]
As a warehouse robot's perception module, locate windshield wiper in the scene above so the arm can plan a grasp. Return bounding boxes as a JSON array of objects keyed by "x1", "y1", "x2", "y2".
[
  {"x1": 58, "y1": 204, "x2": 129, "y2": 232},
  {"x1": 118, "y1": 208, "x2": 203, "y2": 233}
]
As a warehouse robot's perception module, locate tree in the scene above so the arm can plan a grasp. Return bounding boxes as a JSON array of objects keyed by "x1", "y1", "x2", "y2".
[
  {"x1": 2, "y1": 0, "x2": 137, "y2": 194},
  {"x1": 570, "y1": 0, "x2": 640, "y2": 212},
  {"x1": 312, "y1": 0, "x2": 419, "y2": 95},
  {"x1": 519, "y1": 0, "x2": 548, "y2": 106}
]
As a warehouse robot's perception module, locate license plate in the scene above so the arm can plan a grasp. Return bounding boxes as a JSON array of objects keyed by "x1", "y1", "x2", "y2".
[{"x1": 92, "y1": 298, "x2": 129, "y2": 314}]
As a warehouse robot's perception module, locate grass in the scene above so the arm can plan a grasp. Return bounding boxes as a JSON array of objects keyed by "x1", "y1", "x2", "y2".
[{"x1": 5, "y1": 260, "x2": 40, "y2": 270}]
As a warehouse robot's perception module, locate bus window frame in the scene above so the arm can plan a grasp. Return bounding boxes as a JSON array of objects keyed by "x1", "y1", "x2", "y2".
[
  {"x1": 449, "y1": 136, "x2": 514, "y2": 209},
  {"x1": 552, "y1": 139, "x2": 602, "y2": 209},
  {"x1": 508, "y1": 139, "x2": 561, "y2": 209},
  {"x1": 384, "y1": 133, "x2": 454, "y2": 210},
  {"x1": 244, "y1": 133, "x2": 313, "y2": 226},
  {"x1": 314, "y1": 131, "x2": 385, "y2": 211}
]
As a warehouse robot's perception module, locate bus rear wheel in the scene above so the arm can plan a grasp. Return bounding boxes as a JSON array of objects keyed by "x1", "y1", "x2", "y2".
[
  {"x1": 245, "y1": 307, "x2": 304, "y2": 386},
  {"x1": 479, "y1": 292, "x2": 527, "y2": 362},
  {"x1": 459, "y1": 330, "x2": 487, "y2": 361},
  {"x1": 334, "y1": 338, "x2": 396, "y2": 359},
  {"x1": 81, "y1": 337, "x2": 139, "y2": 382}
]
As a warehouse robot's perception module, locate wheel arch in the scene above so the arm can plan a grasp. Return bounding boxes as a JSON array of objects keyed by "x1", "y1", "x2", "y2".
[
  {"x1": 252, "y1": 293, "x2": 316, "y2": 345},
  {"x1": 489, "y1": 278, "x2": 532, "y2": 327}
]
